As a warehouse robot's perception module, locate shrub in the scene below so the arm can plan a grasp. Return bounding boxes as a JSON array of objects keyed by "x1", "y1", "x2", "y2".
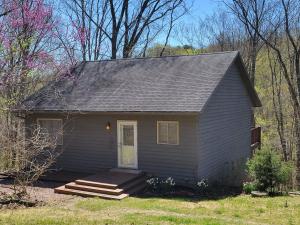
[
  {"x1": 146, "y1": 177, "x2": 176, "y2": 194},
  {"x1": 0, "y1": 121, "x2": 61, "y2": 201},
  {"x1": 196, "y1": 178, "x2": 209, "y2": 193},
  {"x1": 243, "y1": 182, "x2": 256, "y2": 194},
  {"x1": 161, "y1": 177, "x2": 176, "y2": 193},
  {"x1": 146, "y1": 177, "x2": 160, "y2": 192},
  {"x1": 246, "y1": 147, "x2": 293, "y2": 193}
]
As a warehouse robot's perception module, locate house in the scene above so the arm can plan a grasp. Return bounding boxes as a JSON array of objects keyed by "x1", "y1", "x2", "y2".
[{"x1": 19, "y1": 51, "x2": 261, "y2": 189}]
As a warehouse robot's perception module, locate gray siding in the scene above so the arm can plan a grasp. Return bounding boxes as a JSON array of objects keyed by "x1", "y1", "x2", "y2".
[
  {"x1": 26, "y1": 113, "x2": 198, "y2": 184},
  {"x1": 197, "y1": 62, "x2": 253, "y2": 186},
  {"x1": 25, "y1": 61, "x2": 254, "y2": 186}
]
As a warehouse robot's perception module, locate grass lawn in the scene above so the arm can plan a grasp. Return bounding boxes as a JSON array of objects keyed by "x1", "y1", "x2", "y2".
[{"x1": 0, "y1": 195, "x2": 299, "y2": 225}]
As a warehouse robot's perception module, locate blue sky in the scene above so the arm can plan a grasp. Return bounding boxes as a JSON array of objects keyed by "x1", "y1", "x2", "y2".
[
  {"x1": 54, "y1": 0, "x2": 222, "y2": 47},
  {"x1": 187, "y1": 0, "x2": 220, "y2": 20},
  {"x1": 164, "y1": 0, "x2": 221, "y2": 46}
]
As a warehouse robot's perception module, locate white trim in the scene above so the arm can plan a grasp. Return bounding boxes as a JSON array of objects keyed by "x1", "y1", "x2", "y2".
[
  {"x1": 117, "y1": 120, "x2": 138, "y2": 169},
  {"x1": 37, "y1": 118, "x2": 63, "y2": 145},
  {"x1": 157, "y1": 121, "x2": 179, "y2": 145}
]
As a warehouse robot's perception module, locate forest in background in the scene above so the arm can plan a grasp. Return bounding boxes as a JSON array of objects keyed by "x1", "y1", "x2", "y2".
[{"x1": 0, "y1": 0, "x2": 299, "y2": 189}]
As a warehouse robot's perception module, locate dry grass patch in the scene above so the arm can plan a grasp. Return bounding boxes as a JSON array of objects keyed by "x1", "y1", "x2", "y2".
[{"x1": 0, "y1": 194, "x2": 299, "y2": 225}]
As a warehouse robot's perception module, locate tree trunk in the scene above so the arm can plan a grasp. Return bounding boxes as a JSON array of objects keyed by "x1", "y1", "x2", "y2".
[
  {"x1": 111, "y1": 36, "x2": 117, "y2": 59},
  {"x1": 81, "y1": 0, "x2": 87, "y2": 61},
  {"x1": 250, "y1": 37, "x2": 257, "y2": 85},
  {"x1": 294, "y1": 114, "x2": 300, "y2": 187},
  {"x1": 295, "y1": 53, "x2": 300, "y2": 188}
]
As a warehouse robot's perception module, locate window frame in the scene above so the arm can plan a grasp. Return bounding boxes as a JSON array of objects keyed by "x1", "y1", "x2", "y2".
[
  {"x1": 37, "y1": 118, "x2": 63, "y2": 145},
  {"x1": 157, "y1": 121, "x2": 179, "y2": 145}
]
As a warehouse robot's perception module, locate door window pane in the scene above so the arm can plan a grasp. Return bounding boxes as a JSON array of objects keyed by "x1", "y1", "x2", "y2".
[{"x1": 123, "y1": 125, "x2": 134, "y2": 146}]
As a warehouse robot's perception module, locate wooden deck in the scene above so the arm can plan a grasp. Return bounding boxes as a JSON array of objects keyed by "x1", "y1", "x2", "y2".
[
  {"x1": 251, "y1": 127, "x2": 261, "y2": 151},
  {"x1": 54, "y1": 170, "x2": 146, "y2": 200},
  {"x1": 41, "y1": 170, "x2": 91, "y2": 183}
]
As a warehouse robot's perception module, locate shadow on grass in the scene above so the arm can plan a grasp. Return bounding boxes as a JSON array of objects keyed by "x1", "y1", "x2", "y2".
[{"x1": 135, "y1": 185, "x2": 242, "y2": 202}]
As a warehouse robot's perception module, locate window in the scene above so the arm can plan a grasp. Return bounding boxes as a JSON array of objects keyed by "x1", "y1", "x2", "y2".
[
  {"x1": 122, "y1": 125, "x2": 134, "y2": 146},
  {"x1": 37, "y1": 119, "x2": 63, "y2": 145},
  {"x1": 157, "y1": 121, "x2": 179, "y2": 145}
]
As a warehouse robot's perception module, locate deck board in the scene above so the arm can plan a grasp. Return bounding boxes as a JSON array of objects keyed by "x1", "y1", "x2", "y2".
[
  {"x1": 77, "y1": 171, "x2": 141, "y2": 186},
  {"x1": 41, "y1": 171, "x2": 91, "y2": 183}
]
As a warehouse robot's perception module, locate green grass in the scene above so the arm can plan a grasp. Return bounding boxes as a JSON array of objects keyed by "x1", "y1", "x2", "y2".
[{"x1": 0, "y1": 195, "x2": 299, "y2": 225}]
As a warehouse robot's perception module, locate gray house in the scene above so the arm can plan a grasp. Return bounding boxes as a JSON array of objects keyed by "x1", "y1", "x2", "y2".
[{"x1": 20, "y1": 51, "x2": 261, "y2": 188}]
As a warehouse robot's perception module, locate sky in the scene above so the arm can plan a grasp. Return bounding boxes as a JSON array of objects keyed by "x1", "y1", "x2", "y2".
[
  {"x1": 53, "y1": 0, "x2": 222, "y2": 47},
  {"x1": 166, "y1": 0, "x2": 221, "y2": 46},
  {"x1": 187, "y1": 0, "x2": 220, "y2": 20}
]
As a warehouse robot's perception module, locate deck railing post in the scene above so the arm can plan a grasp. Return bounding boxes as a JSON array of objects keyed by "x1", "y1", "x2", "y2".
[{"x1": 251, "y1": 127, "x2": 261, "y2": 152}]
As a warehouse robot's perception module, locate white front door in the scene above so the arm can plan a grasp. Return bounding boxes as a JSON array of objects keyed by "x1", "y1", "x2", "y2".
[{"x1": 117, "y1": 121, "x2": 138, "y2": 169}]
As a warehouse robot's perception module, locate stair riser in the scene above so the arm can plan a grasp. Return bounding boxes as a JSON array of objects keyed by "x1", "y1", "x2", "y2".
[
  {"x1": 54, "y1": 188, "x2": 126, "y2": 200},
  {"x1": 65, "y1": 184, "x2": 122, "y2": 195},
  {"x1": 75, "y1": 180, "x2": 118, "y2": 189}
]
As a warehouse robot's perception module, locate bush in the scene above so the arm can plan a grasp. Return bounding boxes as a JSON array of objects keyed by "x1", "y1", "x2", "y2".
[
  {"x1": 243, "y1": 182, "x2": 256, "y2": 194},
  {"x1": 0, "y1": 120, "x2": 61, "y2": 201},
  {"x1": 196, "y1": 178, "x2": 209, "y2": 194},
  {"x1": 146, "y1": 177, "x2": 176, "y2": 194},
  {"x1": 246, "y1": 147, "x2": 293, "y2": 193}
]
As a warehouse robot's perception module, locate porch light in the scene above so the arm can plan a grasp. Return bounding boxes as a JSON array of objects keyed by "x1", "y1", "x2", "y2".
[{"x1": 106, "y1": 122, "x2": 111, "y2": 130}]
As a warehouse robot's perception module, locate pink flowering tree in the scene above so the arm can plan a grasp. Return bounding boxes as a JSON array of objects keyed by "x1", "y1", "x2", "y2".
[
  {"x1": 0, "y1": 1, "x2": 69, "y2": 201},
  {"x1": 0, "y1": 0, "x2": 57, "y2": 113}
]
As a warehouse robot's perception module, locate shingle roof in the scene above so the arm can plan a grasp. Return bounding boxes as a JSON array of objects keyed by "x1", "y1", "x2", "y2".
[{"x1": 19, "y1": 51, "x2": 261, "y2": 113}]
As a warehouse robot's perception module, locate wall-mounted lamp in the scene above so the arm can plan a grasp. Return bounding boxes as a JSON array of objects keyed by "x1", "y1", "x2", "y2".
[{"x1": 106, "y1": 122, "x2": 111, "y2": 130}]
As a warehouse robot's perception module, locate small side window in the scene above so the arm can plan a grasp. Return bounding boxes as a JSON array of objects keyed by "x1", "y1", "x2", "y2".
[{"x1": 157, "y1": 121, "x2": 179, "y2": 145}]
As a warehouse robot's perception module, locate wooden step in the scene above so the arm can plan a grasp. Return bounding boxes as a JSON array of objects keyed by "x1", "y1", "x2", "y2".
[
  {"x1": 54, "y1": 181, "x2": 146, "y2": 200},
  {"x1": 54, "y1": 185, "x2": 128, "y2": 200},
  {"x1": 66, "y1": 177, "x2": 146, "y2": 196},
  {"x1": 54, "y1": 171, "x2": 147, "y2": 200},
  {"x1": 74, "y1": 179, "x2": 118, "y2": 189},
  {"x1": 75, "y1": 173, "x2": 144, "y2": 189},
  {"x1": 65, "y1": 182, "x2": 122, "y2": 195}
]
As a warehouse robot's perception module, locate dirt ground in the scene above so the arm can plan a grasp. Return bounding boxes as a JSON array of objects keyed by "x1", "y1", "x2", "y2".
[{"x1": 0, "y1": 177, "x2": 76, "y2": 204}]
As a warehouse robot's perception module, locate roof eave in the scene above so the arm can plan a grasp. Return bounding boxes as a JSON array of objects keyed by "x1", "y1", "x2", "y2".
[
  {"x1": 234, "y1": 53, "x2": 262, "y2": 107},
  {"x1": 17, "y1": 109, "x2": 200, "y2": 115}
]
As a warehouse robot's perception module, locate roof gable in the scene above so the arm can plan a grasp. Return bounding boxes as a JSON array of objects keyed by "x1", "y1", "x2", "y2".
[{"x1": 20, "y1": 51, "x2": 261, "y2": 113}]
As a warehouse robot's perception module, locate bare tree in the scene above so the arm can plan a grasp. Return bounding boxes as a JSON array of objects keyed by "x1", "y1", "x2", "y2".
[
  {"x1": 175, "y1": 20, "x2": 207, "y2": 54},
  {"x1": 0, "y1": 119, "x2": 61, "y2": 202},
  {"x1": 0, "y1": 1, "x2": 13, "y2": 18},
  {"x1": 228, "y1": 0, "x2": 300, "y2": 187},
  {"x1": 267, "y1": 47, "x2": 289, "y2": 161},
  {"x1": 70, "y1": 0, "x2": 188, "y2": 59},
  {"x1": 175, "y1": 11, "x2": 248, "y2": 55},
  {"x1": 159, "y1": 0, "x2": 188, "y2": 56},
  {"x1": 204, "y1": 11, "x2": 246, "y2": 52},
  {"x1": 64, "y1": 0, "x2": 110, "y2": 61},
  {"x1": 225, "y1": 0, "x2": 267, "y2": 85}
]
